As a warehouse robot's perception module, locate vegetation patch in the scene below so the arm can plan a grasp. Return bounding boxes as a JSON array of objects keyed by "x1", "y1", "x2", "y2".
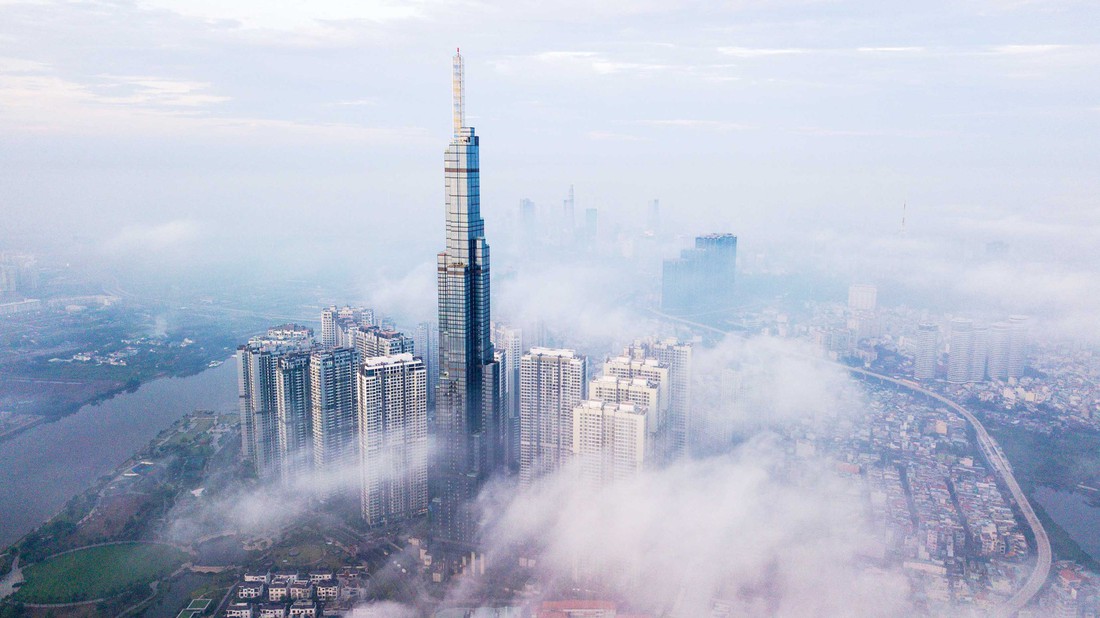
[{"x1": 12, "y1": 543, "x2": 187, "y2": 604}]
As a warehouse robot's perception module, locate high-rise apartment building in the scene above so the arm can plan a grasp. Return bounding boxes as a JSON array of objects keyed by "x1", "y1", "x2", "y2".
[
  {"x1": 573, "y1": 400, "x2": 648, "y2": 488},
  {"x1": 355, "y1": 326, "x2": 415, "y2": 359},
  {"x1": 624, "y1": 339, "x2": 692, "y2": 459},
  {"x1": 275, "y1": 351, "x2": 313, "y2": 482},
  {"x1": 237, "y1": 324, "x2": 313, "y2": 478},
  {"x1": 602, "y1": 355, "x2": 669, "y2": 431},
  {"x1": 661, "y1": 233, "x2": 737, "y2": 315},
  {"x1": 433, "y1": 50, "x2": 504, "y2": 549},
  {"x1": 518, "y1": 348, "x2": 588, "y2": 487},
  {"x1": 987, "y1": 322, "x2": 1011, "y2": 380},
  {"x1": 414, "y1": 322, "x2": 438, "y2": 408},
  {"x1": 492, "y1": 323, "x2": 523, "y2": 472},
  {"x1": 310, "y1": 347, "x2": 359, "y2": 483},
  {"x1": 321, "y1": 306, "x2": 373, "y2": 348},
  {"x1": 914, "y1": 323, "x2": 938, "y2": 380},
  {"x1": 970, "y1": 324, "x2": 989, "y2": 382},
  {"x1": 357, "y1": 354, "x2": 428, "y2": 526},
  {"x1": 1007, "y1": 315, "x2": 1029, "y2": 378},
  {"x1": 947, "y1": 319, "x2": 974, "y2": 384}
]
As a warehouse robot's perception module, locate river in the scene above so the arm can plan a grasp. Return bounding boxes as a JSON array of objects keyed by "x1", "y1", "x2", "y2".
[
  {"x1": 1034, "y1": 486, "x2": 1100, "y2": 564},
  {"x1": 0, "y1": 361, "x2": 237, "y2": 547}
]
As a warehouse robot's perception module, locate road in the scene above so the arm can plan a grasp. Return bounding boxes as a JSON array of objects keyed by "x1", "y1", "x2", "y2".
[
  {"x1": 649, "y1": 308, "x2": 1051, "y2": 617},
  {"x1": 846, "y1": 367, "x2": 1051, "y2": 618}
]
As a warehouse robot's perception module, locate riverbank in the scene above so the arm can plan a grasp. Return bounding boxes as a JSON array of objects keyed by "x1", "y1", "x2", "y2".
[{"x1": 0, "y1": 362, "x2": 238, "y2": 548}]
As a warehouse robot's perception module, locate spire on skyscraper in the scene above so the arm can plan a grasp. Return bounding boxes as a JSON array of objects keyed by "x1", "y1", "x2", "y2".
[{"x1": 452, "y1": 48, "x2": 464, "y2": 136}]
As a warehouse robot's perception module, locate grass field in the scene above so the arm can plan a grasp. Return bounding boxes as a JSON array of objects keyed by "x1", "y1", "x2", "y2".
[{"x1": 12, "y1": 543, "x2": 188, "y2": 604}]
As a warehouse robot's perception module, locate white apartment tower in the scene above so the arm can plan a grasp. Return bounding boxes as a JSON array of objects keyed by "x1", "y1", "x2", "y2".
[
  {"x1": 947, "y1": 319, "x2": 974, "y2": 384},
  {"x1": 914, "y1": 323, "x2": 938, "y2": 380},
  {"x1": 519, "y1": 348, "x2": 588, "y2": 487},
  {"x1": 357, "y1": 354, "x2": 428, "y2": 525},
  {"x1": 573, "y1": 400, "x2": 648, "y2": 488}
]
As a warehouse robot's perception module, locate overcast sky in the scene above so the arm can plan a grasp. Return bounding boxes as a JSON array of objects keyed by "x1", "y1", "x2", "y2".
[{"x1": 1, "y1": 0, "x2": 1098, "y2": 321}]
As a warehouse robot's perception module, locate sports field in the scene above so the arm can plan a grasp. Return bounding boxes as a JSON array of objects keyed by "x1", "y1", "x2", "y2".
[{"x1": 12, "y1": 543, "x2": 188, "y2": 604}]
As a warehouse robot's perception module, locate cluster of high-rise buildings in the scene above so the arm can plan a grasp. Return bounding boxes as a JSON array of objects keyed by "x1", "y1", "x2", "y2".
[
  {"x1": 912, "y1": 316, "x2": 1029, "y2": 383},
  {"x1": 235, "y1": 53, "x2": 699, "y2": 569},
  {"x1": 237, "y1": 313, "x2": 429, "y2": 527}
]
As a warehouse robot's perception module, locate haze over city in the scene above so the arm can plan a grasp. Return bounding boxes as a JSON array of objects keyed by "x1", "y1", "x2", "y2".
[{"x1": 1, "y1": 2, "x2": 1099, "y2": 617}]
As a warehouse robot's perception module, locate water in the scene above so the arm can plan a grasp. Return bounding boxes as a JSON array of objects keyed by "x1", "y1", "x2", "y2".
[
  {"x1": 0, "y1": 361, "x2": 237, "y2": 547},
  {"x1": 1034, "y1": 486, "x2": 1100, "y2": 563}
]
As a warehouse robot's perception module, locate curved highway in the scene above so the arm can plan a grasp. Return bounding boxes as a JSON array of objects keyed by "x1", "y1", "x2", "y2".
[{"x1": 649, "y1": 309, "x2": 1051, "y2": 616}]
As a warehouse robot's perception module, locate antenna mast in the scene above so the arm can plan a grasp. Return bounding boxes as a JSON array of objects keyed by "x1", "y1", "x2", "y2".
[{"x1": 452, "y1": 48, "x2": 464, "y2": 136}]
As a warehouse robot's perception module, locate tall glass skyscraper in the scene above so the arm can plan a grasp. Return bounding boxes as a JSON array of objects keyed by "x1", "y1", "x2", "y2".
[{"x1": 433, "y1": 50, "x2": 503, "y2": 550}]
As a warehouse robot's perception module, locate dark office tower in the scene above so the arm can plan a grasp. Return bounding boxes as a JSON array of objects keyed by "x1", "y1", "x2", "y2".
[
  {"x1": 310, "y1": 347, "x2": 359, "y2": 488},
  {"x1": 661, "y1": 233, "x2": 738, "y2": 315},
  {"x1": 433, "y1": 50, "x2": 503, "y2": 550},
  {"x1": 275, "y1": 351, "x2": 313, "y2": 482}
]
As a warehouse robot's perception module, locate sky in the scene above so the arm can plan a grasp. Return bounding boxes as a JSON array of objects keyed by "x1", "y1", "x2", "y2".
[{"x1": 1, "y1": 0, "x2": 1098, "y2": 332}]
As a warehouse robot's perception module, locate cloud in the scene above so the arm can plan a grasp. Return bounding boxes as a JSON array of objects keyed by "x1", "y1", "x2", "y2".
[
  {"x1": 638, "y1": 118, "x2": 751, "y2": 131},
  {"x1": 104, "y1": 219, "x2": 202, "y2": 255},
  {"x1": 477, "y1": 435, "x2": 910, "y2": 616},
  {"x1": 716, "y1": 46, "x2": 812, "y2": 58}
]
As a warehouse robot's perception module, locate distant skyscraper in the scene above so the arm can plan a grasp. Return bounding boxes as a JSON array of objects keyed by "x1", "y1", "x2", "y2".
[
  {"x1": 492, "y1": 323, "x2": 523, "y2": 472},
  {"x1": 433, "y1": 50, "x2": 504, "y2": 549},
  {"x1": 1006, "y1": 315, "x2": 1029, "y2": 378},
  {"x1": 519, "y1": 348, "x2": 588, "y2": 487},
  {"x1": 562, "y1": 185, "x2": 575, "y2": 243},
  {"x1": 947, "y1": 319, "x2": 974, "y2": 384},
  {"x1": 357, "y1": 354, "x2": 428, "y2": 526},
  {"x1": 414, "y1": 322, "x2": 438, "y2": 408},
  {"x1": 573, "y1": 400, "x2": 648, "y2": 488},
  {"x1": 520, "y1": 198, "x2": 537, "y2": 244},
  {"x1": 661, "y1": 233, "x2": 737, "y2": 315},
  {"x1": 914, "y1": 323, "x2": 938, "y2": 380},
  {"x1": 847, "y1": 284, "x2": 877, "y2": 313},
  {"x1": 310, "y1": 347, "x2": 359, "y2": 482},
  {"x1": 275, "y1": 351, "x2": 313, "y2": 482},
  {"x1": 646, "y1": 199, "x2": 660, "y2": 235},
  {"x1": 987, "y1": 322, "x2": 1011, "y2": 380},
  {"x1": 603, "y1": 354, "x2": 669, "y2": 431}
]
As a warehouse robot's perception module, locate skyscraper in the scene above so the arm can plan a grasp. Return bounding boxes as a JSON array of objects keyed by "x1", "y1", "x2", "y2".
[
  {"x1": 1007, "y1": 315, "x2": 1029, "y2": 378},
  {"x1": 914, "y1": 323, "x2": 938, "y2": 380},
  {"x1": 237, "y1": 324, "x2": 313, "y2": 478},
  {"x1": 518, "y1": 348, "x2": 588, "y2": 487},
  {"x1": 310, "y1": 347, "x2": 359, "y2": 484},
  {"x1": 492, "y1": 323, "x2": 523, "y2": 472},
  {"x1": 624, "y1": 339, "x2": 692, "y2": 460},
  {"x1": 573, "y1": 400, "x2": 648, "y2": 488},
  {"x1": 987, "y1": 322, "x2": 1012, "y2": 380},
  {"x1": 970, "y1": 324, "x2": 989, "y2": 382},
  {"x1": 413, "y1": 322, "x2": 438, "y2": 408},
  {"x1": 661, "y1": 233, "x2": 737, "y2": 315},
  {"x1": 358, "y1": 354, "x2": 428, "y2": 526},
  {"x1": 275, "y1": 351, "x2": 313, "y2": 482},
  {"x1": 433, "y1": 50, "x2": 504, "y2": 549},
  {"x1": 322, "y1": 306, "x2": 373, "y2": 348},
  {"x1": 947, "y1": 319, "x2": 974, "y2": 384},
  {"x1": 355, "y1": 326, "x2": 415, "y2": 358}
]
